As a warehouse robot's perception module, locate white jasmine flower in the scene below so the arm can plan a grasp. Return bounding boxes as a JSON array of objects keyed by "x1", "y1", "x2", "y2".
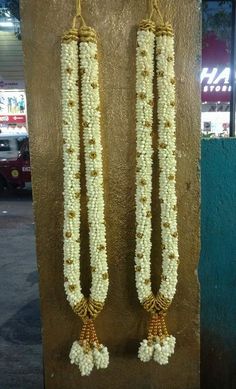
[
  {"x1": 138, "y1": 339, "x2": 154, "y2": 362},
  {"x1": 93, "y1": 344, "x2": 109, "y2": 369}
]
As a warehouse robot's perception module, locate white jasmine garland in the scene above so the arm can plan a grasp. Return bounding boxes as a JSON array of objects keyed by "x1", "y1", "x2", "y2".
[
  {"x1": 79, "y1": 35, "x2": 108, "y2": 304},
  {"x1": 61, "y1": 25, "x2": 109, "y2": 377},
  {"x1": 156, "y1": 24, "x2": 178, "y2": 302},
  {"x1": 61, "y1": 32, "x2": 83, "y2": 306},
  {"x1": 135, "y1": 21, "x2": 155, "y2": 305},
  {"x1": 135, "y1": 20, "x2": 179, "y2": 365}
]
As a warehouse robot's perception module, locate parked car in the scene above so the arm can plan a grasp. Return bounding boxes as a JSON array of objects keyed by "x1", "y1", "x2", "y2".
[{"x1": 0, "y1": 134, "x2": 31, "y2": 190}]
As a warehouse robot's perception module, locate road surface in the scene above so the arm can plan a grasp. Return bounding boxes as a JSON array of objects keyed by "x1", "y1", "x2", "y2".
[{"x1": 0, "y1": 190, "x2": 43, "y2": 389}]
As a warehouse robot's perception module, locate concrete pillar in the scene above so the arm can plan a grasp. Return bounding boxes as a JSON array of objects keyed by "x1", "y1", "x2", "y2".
[{"x1": 21, "y1": 1, "x2": 200, "y2": 388}]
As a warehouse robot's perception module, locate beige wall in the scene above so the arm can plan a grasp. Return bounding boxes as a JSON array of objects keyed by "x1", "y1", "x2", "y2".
[{"x1": 21, "y1": 1, "x2": 200, "y2": 388}]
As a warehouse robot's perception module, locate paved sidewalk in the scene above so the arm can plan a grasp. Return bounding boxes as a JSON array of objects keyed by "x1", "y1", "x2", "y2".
[{"x1": 0, "y1": 191, "x2": 43, "y2": 389}]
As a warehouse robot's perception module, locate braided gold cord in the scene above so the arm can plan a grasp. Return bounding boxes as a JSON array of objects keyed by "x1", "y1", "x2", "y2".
[
  {"x1": 79, "y1": 26, "x2": 97, "y2": 43},
  {"x1": 155, "y1": 293, "x2": 171, "y2": 312},
  {"x1": 89, "y1": 319, "x2": 100, "y2": 346},
  {"x1": 79, "y1": 320, "x2": 88, "y2": 343},
  {"x1": 142, "y1": 293, "x2": 171, "y2": 314},
  {"x1": 146, "y1": 312, "x2": 170, "y2": 342},
  {"x1": 142, "y1": 293, "x2": 156, "y2": 313},
  {"x1": 73, "y1": 297, "x2": 104, "y2": 320},
  {"x1": 156, "y1": 23, "x2": 174, "y2": 37},
  {"x1": 88, "y1": 298, "x2": 104, "y2": 318},
  {"x1": 73, "y1": 297, "x2": 88, "y2": 318},
  {"x1": 139, "y1": 19, "x2": 156, "y2": 33},
  {"x1": 62, "y1": 28, "x2": 79, "y2": 43},
  {"x1": 160, "y1": 314, "x2": 169, "y2": 337},
  {"x1": 157, "y1": 315, "x2": 164, "y2": 340},
  {"x1": 78, "y1": 318, "x2": 100, "y2": 348},
  {"x1": 147, "y1": 315, "x2": 155, "y2": 342}
]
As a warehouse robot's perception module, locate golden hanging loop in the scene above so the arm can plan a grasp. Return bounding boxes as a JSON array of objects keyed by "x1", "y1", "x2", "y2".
[
  {"x1": 76, "y1": 0, "x2": 81, "y2": 16},
  {"x1": 62, "y1": 0, "x2": 86, "y2": 41},
  {"x1": 72, "y1": 0, "x2": 87, "y2": 29},
  {"x1": 149, "y1": 0, "x2": 164, "y2": 24}
]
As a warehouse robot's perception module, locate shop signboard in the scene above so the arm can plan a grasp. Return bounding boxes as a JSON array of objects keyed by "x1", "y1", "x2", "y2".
[
  {"x1": 0, "y1": 90, "x2": 26, "y2": 116},
  {"x1": 0, "y1": 80, "x2": 25, "y2": 90},
  {"x1": 202, "y1": 33, "x2": 230, "y2": 103},
  {"x1": 0, "y1": 115, "x2": 26, "y2": 124},
  {"x1": 201, "y1": 66, "x2": 231, "y2": 102}
]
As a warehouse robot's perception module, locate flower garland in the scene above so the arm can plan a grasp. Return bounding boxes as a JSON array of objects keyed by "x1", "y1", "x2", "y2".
[
  {"x1": 135, "y1": 16, "x2": 179, "y2": 365},
  {"x1": 61, "y1": 17, "x2": 109, "y2": 376}
]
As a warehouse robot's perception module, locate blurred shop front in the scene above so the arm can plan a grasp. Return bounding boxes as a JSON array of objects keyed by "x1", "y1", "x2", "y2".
[
  {"x1": 0, "y1": 2, "x2": 27, "y2": 136},
  {"x1": 0, "y1": 80, "x2": 27, "y2": 136},
  {"x1": 201, "y1": 0, "x2": 233, "y2": 138},
  {"x1": 201, "y1": 32, "x2": 230, "y2": 137}
]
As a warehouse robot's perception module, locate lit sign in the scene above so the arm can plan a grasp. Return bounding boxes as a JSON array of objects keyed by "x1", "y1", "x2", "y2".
[
  {"x1": 201, "y1": 67, "x2": 231, "y2": 93},
  {"x1": 0, "y1": 115, "x2": 26, "y2": 124}
]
